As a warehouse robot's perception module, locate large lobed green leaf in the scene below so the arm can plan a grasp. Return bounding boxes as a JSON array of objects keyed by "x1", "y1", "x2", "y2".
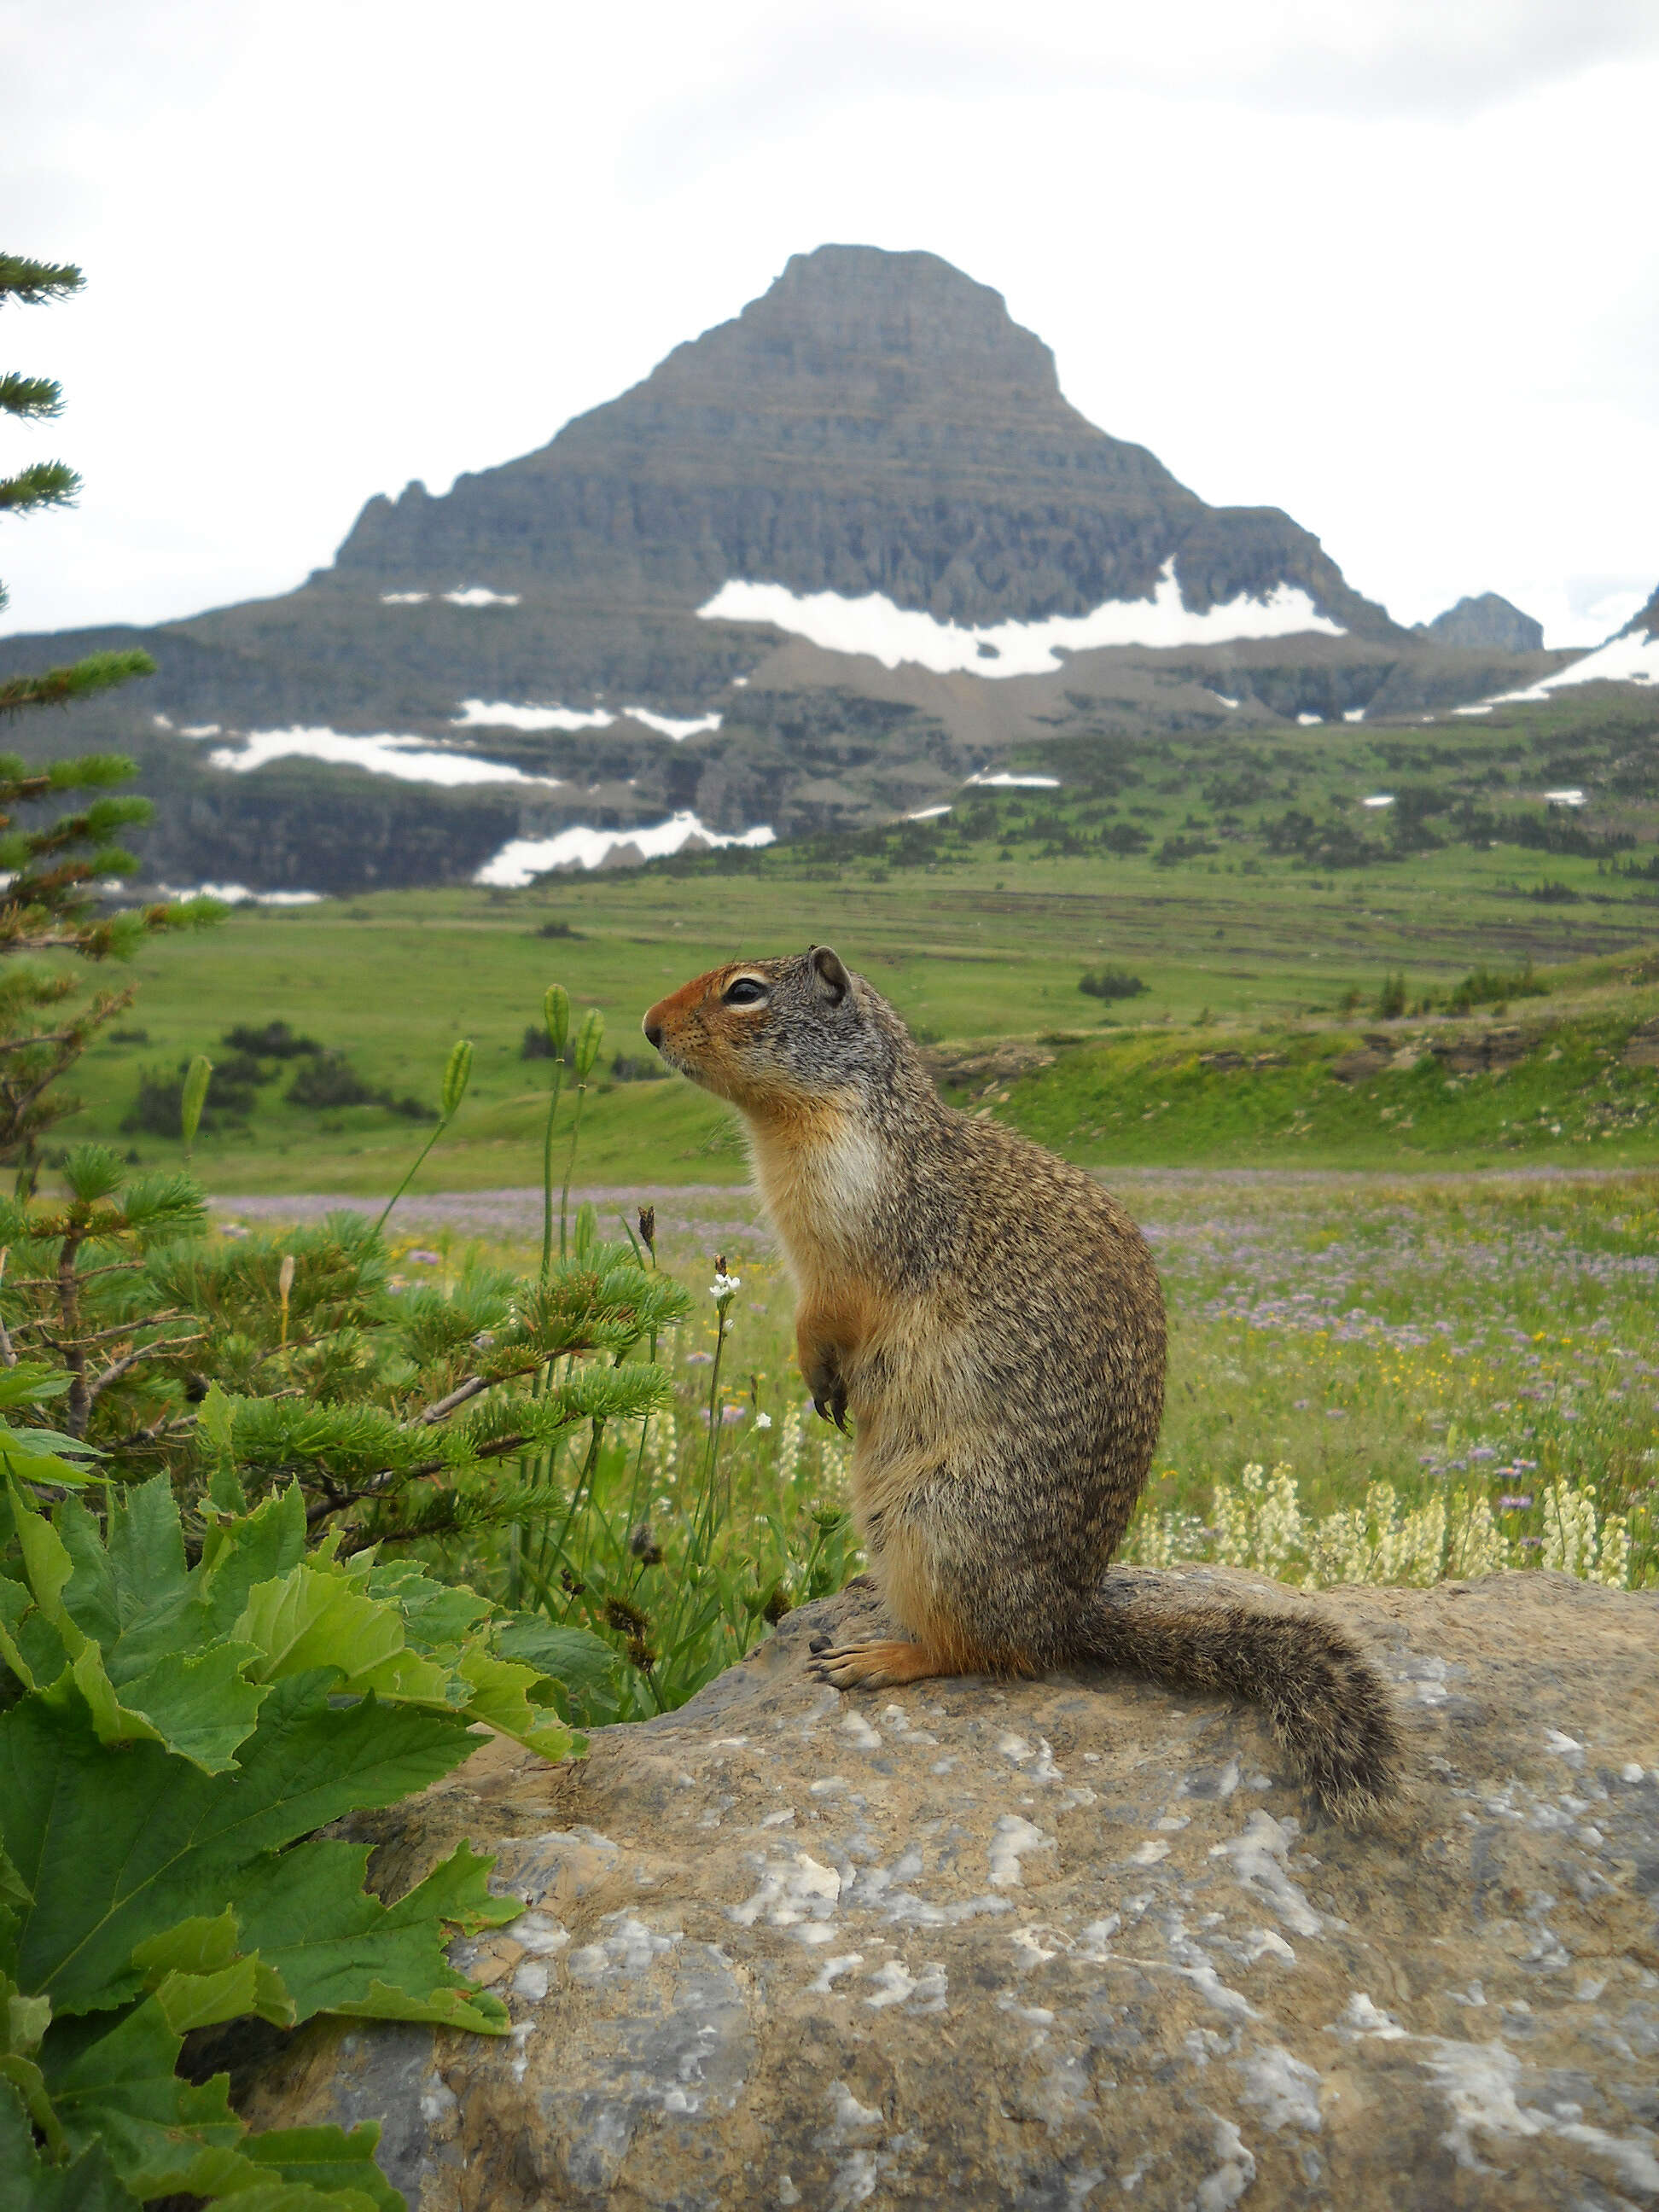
[{"x1": 0, "y1": 1674, "x2": 486, "y2": 2020}]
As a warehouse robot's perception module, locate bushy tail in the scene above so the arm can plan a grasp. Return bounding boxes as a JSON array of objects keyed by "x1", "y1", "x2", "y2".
[{"x1": 1076, "y1": 1569, "x2": 1402, "y2": 1823}]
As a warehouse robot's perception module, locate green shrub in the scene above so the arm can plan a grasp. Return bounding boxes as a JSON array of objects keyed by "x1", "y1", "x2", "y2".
[
  {"x1": 221, "y1": 1021, "x2": 322, "y2": 1058},
  {"x1": 124, "y1": 1062, "x2": 257, "y2": 1138},
  {"x1": 1445, "y1": 959, "x2": 1549, "y2": 1013},
  {"x1": 1079, "y1": 966, "x2": 1149, "y2": 1002}
]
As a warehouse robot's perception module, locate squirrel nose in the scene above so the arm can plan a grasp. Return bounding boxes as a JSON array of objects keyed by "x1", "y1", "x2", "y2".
[{"x1": 643, "y1": 1018, "x2": 664, "y2": 1051}]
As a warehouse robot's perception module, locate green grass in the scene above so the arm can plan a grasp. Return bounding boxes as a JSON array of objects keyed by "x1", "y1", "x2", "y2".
[
  {"x1": 43, "y1": 680, "x2": 1659, "y2": 1191},
  {"x1": 1000, "y1": 997, "x2": 1659, "y2": 1169},
  {"x1": 270, "y1": 1167, "x2": 1659, "y2": 1681}
]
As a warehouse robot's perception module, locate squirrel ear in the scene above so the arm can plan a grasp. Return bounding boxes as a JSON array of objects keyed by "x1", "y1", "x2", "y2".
[{"x1": 809, "y1": 946, "x2": 851, "y2": 1007}]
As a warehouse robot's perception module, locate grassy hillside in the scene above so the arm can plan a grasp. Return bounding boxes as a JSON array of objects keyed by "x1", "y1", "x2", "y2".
[{"x1": 49, "y1": 683, "x2": 1659, "y2": 1190}]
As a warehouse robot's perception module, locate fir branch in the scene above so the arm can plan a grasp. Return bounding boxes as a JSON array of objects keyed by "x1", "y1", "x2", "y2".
[
  {"x1": 0, "y1": 650, "x2": 155, "y2": 716},
  {"x1": 86, "y1": 1329, "x2": 206, "y2": 1406},
  {"x1": 0, "y1": 373, "x2": 62, "y2": 420},
  {"x1": 0, "y1": 459, "x2": 80, "y2": 513},
  {"x1": 0, "y1": 254, "x2": 84, "y2": 305}
]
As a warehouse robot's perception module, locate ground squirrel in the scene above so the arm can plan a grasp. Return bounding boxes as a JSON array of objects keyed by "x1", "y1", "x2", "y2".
[{"x1": 644, "y1": 946, "x2": 1400, "y2": 1820}]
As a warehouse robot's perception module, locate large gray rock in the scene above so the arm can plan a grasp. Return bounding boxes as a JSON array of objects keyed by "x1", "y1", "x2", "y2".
[{"x1": 245, "y1": 1567, "x2": 1659, "y2": 2208}]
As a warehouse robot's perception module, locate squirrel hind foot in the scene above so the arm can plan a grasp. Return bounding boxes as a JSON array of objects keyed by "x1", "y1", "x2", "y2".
[{"x1": 809, "y1": 1637, "x2": 949, "y2": 1691}]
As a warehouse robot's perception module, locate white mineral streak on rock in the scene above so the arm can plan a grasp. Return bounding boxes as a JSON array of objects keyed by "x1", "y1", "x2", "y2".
[
  {"x1": 1238, "y1": 1927, "x2": 1297, "y2": 1965},
  {"x1": 807, "y1": 1953, "x2": 864, "y2": 1993},
  {"x1": 1331, "y1": 1993, "x2": 1410, "y2": 2040},
  {"x1": 499, "y1": 1910, "x2": 569, "y2": 1955},
  {"x1": 1161, "y1": 1911, "x2": 1259, "y2": 2021},
  {"x1": 864, "y1": 1958, "x2": 948, "y2": 2011},
  {"x1": 989, "y1": 1814, "x2": 1053, "y2": 1888},
  {"x1": 511, "y1": 1960, "x2": 550, "y2": 2000},
  {"x1": 1074, "y1": 1915, "x2": 1121, "y2": 1959},
  {"x1": 829, "y1": 2151, "x2": 878, "y2": 2209},
  {"x1": 1196, "y1": 2114, "x2": 1257, "y2": 2210},
  {"x1": 878, "y1": 1703, "x2": 938, "y2": 1744},
  {"x1": 1017, "y1": 1920, "x2": 1081, "y2": 1965},
  {"x1": 1237, "y1": 2043, "x2": 1324, "y2": 2132},
  {"x1": 1180, "y1": 1758, "x2": 1241, "y2": 1802},
  {"x1": 565, "y1": 1914, "x2": 680, "y2": 1985},
  {"x1": 1129, "y1": 1839, "x2": 1171, "y2": 1866},
  {"x1": 841, "y1": 1710, "x2": 882, "y2": 1749},
  {"x1": 418, "y1": 2070, "x2": 458, "y2": 2123},
  {"x1": 1212, "y1": 1813, "x2": 1324, "y2": 1936},
  {"x1": 699, "y1": 559, "x2": 1344, "y2": 678},
  {"x1": 729, "y1": 1850, "x2": 842, "y2": 1930}
]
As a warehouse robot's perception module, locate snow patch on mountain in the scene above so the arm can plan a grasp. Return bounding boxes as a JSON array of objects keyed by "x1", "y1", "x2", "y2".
[
  {"x1": 453, "y1": 700, "x2": 721, "y2": 740},
  {"x1": 1455, "y1": 625, "x2": 1659, "y2": 715},
  {"x1": 203, "y1": 727, "x2": 562, "y2": 789},
  {"x1": 475, "y1": 812, "x2": 773, "y2": 886},
  {"x1": 698, "y1": 557, "x2": 1343, "y2": 677}
]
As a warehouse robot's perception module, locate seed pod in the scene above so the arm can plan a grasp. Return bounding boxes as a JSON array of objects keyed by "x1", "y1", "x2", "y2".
[
  {"x1": 637, "y1": 1203, "x2": 656, "y2": 1257},
  {"x1": 440, "y1": 1038, "x2": 474, "y2": 1118},
  {"x1": 180, "y1": 1056, "x2": 212, "y2": 1151},
  {"x1": 573, "y1": 1007, "x2": 605, "y2": 1082},
  {"x1": 628, "y1": 1520, "x2": 663, "y2": 1565},
  {"x1": 544, "y1": 983, "x2": 570, "y2": 1057}
]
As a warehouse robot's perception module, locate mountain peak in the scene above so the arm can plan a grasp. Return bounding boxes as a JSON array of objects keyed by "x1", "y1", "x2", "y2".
[
  {"x1": 723, "y1": 243, "x2": 1063, "y2": 397},
  {"x1": 1416, "y1": 592, "x2": 1543, "y2": 653},
  {"x1": 329, "y1": 242, "x2": 1395, "y2": 636}
]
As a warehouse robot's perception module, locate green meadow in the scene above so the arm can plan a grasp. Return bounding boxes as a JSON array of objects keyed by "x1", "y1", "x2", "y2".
[{"x1": 57, "y1": 678, "x2": 1659, "y2": 1190}]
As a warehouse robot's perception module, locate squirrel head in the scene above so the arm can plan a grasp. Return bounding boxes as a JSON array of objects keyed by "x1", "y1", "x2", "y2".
[{"x1": 643, "y1": 946, "x2": 913, "y2": 1124}]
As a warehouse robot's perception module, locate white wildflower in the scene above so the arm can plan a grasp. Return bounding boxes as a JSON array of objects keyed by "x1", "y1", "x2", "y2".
[
  {"x1": 755, "y1": 1412, "x2": 772, "y2": 1430},
  {"x1": 1542, "y1": 1479, "x2": 1598, "y2": 1577},
  {"x1": 777, "y1": 1405, "x2": 805, "y2": 1488},
  {"x1": 1446, "y1": 1488, "x2": 1510, "y2": 1579},
  {"x1": 1596, "y1": 1514, "x2": 1630, "y2": 1589},
  {"x1": 709, "y1": 1271, "x2": 742, "y2": 1300}
]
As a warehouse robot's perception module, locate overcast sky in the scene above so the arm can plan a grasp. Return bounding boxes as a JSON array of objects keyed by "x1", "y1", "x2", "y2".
[{"x1": 3, "y1": 0, "x2": 1656, "y2": 647}]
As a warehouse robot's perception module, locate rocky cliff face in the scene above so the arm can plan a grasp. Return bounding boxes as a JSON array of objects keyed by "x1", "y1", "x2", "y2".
[{"x1": 329, "y1": 247, "x2": 1395, "y2": 635}]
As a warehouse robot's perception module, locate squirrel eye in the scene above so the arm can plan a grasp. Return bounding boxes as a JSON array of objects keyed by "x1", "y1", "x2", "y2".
[{"x1": 722, "y1": 977, "x2": 769, "y2": 1008}]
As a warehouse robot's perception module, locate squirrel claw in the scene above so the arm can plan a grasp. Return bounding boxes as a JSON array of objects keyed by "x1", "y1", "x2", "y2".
[{"x1": 807, "y1": 1633, "x2": 832, "y2": 1654}]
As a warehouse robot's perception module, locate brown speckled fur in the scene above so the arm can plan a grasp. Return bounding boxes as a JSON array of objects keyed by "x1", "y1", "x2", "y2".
[{"x1": 644, "y1": 947, "x2": 1401, "y2": 1821}]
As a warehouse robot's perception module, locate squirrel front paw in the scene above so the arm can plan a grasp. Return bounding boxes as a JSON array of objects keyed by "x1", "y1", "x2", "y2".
[{"x1": 805, "y1": 1346, "x2": 848, "y2": 1432}]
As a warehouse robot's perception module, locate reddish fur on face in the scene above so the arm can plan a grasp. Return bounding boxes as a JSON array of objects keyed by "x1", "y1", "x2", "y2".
[{"x1": 645, "y1": 963, "x2": 844, "y2": 1131}]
